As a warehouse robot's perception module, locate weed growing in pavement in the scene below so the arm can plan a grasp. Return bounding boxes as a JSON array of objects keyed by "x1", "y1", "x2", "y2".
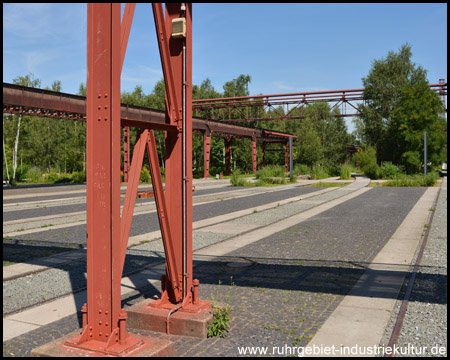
[{"x1": 207, "y1": 304, "x2": 231, "y2": 338}]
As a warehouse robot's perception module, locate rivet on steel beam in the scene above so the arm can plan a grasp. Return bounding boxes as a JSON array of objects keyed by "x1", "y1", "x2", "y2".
[
  {"x1": 99, "y1": 310, "x2": 102, "y2": 314},
  {"x1": 98, "y1": 106, "x2": 102, "y2": 110},
  {"x1": 104, "y1": 117, "x2": 108, "y2": 121},
  {"x1": 105, "y1": 333, "x2": 109, "y2": 338},
  {"x1": 99, "y1": 332, "x2": 102, "y2": 337},
  {"x1": 99, "y1": 321, "x2": 102, "y2": 325},
  {"x1": 105, "y1": 311, "x2": 108, "y2": 315},
  {"x1": 104, "y1": 94, "x2": 108, "y2": 98},
  {"x1": 105, "y1": 105, "x2": 108, "y2": 110},
  {"x1": 90, "y1": 333, "x2": 93, "y2": 337}
]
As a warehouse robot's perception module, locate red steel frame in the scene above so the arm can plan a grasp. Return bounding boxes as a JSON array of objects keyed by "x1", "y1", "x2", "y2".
[
  {"x1": 192, "y1": 83, "x2": 447, "y2": 123},
  {"x1": 63, "y1": 3, "x2": 206, "y2": 356}
]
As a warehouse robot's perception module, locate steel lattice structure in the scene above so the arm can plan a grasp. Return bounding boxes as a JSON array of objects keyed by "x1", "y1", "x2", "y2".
[{"x1": 192, "y1": 82, "x2": 447, "y2": 123}]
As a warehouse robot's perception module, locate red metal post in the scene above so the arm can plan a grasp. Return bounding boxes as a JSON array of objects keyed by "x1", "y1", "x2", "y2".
[
  {"x1": 64, "y1": 4, "x2": 142, "y2": 354},
  {"x1": 123, "y1": 126, "x2": 130, "y2": 182},
  {"x1": 203, "y1": 130, "x2": 211, "y2": 178},
  {"x1": 252, "y1": 136, "x2": 257, "y2": 175},
  {"x1": 225, "y1": 136, "x2": 231, "y2": 175},
  {"x1": 285, "y1": 141, "x2": 289, "y2": 173},
  {"x1": 262, "y1": 142, "x2": 266, "y2": 167}
]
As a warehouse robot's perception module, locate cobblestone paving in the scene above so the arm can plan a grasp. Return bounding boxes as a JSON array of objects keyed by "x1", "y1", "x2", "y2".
[{"x1": 2, "y1": 187, "x2": 426, "y2": 357}]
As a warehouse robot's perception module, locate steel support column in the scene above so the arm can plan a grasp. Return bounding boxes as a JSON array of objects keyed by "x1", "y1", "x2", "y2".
[
  {"x1": 285, "y1": 141, "x2": 289, "y2": 173},
  {"x1": 225, "y1": 136, "x2": 231, "y2": 175},
  {"x1": 262, "y1": 142, "x2": 266, "y2": 167},
  {"x1": 203, "y1": 130, "x2": 211, "y2": 178},
  {"x1": 251, "y1": 136, "x2": 257, "y2": 175},
  {"x1": 123, "y1": 126, "x2": 130, "y2": 182},
  {"x1": 64, "y1": 4, "x2": 142, "y2": 354}
]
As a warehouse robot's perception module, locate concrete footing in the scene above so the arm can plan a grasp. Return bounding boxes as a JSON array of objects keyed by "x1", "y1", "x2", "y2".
[
  {"x1": 126, "y1": 299, "x2": 213, "y2": 338},
  {"x1": 31, "y1": 330, "x2": 174, "y2": 357}
]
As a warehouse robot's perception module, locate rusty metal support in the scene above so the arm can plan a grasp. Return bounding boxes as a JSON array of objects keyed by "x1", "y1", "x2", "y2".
[
  {"x1": 123, "y1": 126, "x2": 130, "y2": 182},
  {"x1": 262, "y1": 142, "x2": 266, "y2": 167},
  {"x1": 203, "y1": 130, "x2": 211, "y2": 178},
  {"x1": 225, "y1": 136, "x2": 231, "y2": 175},
  {"x1": 64, "y1": 4, "x2": 142, "y2": 355},
  {"x1": 251, "y1": 136, "x2": 257, "y2": 175},
  {"x1": 285, "y1": 141, "x2": 289, "y2": 173}
]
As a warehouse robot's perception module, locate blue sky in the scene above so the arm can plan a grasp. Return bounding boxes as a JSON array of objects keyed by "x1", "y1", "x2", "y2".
[{"x1": 3, "y1": 3, "x2": 447, "y2": 131}]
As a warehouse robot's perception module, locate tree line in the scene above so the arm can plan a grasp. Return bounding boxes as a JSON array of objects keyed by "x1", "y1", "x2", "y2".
[{"x1": 3, "y1": 43, "x2": 446, "y2": 183}]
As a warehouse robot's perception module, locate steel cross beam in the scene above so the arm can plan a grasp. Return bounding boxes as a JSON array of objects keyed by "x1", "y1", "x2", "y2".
[{"x1": 192, "y1": 82, "x2": 447, "y2": 123}]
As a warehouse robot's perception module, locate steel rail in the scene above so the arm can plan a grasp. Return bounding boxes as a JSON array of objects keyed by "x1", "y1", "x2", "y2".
[{"x1": 384, "y1": 184, "x2": 443, "y2": 357}]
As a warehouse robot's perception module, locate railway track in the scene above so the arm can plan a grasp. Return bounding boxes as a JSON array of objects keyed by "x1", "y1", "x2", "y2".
[{"x1": 3, "y1": 181, "x2": 352, "y2": 317}]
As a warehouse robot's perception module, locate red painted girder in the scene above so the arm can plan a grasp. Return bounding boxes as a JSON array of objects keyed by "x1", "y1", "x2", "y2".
[
  {"x1": 152, "y1": 3, "x2": 180, "y2": 126},
  {"x1": 119, "y1": 129, "x2": 148, "y2": 280},
  {"x1": 146, "y1": 129, "x2": 183, "y2": 302},
  {"x1": 120, "y1": 3, "x2": 136, "y2": 72}
]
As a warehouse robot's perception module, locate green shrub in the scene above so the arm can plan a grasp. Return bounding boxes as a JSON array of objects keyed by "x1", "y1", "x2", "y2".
[
  {"x1": 46, "y1": 171, "x2": 60, "y2": 183},
  {"x1": 140, "y1": 168, "x2": 151, "y2": 183},
  {"x1": 310, "y1": 165, "x2": 329, "y2": 180},
  {"x1": 356, "y1": 146, "x2": 380, "y2": 179},
  {"x1": 294, "y1": 163, "x2": 309, "y2": 175},
  {"x1": 230, "y1": 169, "x2": 249, "y2": 186},
  {"x1": 379, "y1": 162, "x2": 400, "y2": 179},
  {"x1": 339, "y1": 164, "x2": 352, "y2": 180},
  {"x1": 71, "y1": 171, "x2": 86, "y2": 183},
  {"x1": 54, "y1": 173, "x2": 72, "y2": 184},
  {"x1": 384, "y1": 171, "x2": 439, "y2": 187},
  {"x1": 423, "y1": 171, "x2": 439, "y2": 186},
  {"x1": 256, "y1": 165, "x2": 285, "y2": 179}
]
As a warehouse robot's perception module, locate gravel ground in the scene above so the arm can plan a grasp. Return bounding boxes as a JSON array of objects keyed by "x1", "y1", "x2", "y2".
[
  {"x1": 4, "y1": 186, "x2": 322, "y2": 246},
  {"x1": 3, "y1": 185, "x2": 434, "y2": 357},
  {"x1": 1, "y1": 186, "x2": 331, "y2": 315},
  {"x1": 380, "y1": 180, "x2": 447, "y2": 357}
]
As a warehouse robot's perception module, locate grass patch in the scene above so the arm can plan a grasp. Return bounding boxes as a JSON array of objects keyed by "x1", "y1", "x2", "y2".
[
  {"x1": 374, "y1": 172, "x2": 440, "y2": 187},
  {"x1": 305, "y1": 182, "x2": 347, "y2": 187},
  {"x1": 339, "y1": 164, "x2": 352, "y2": 180}
]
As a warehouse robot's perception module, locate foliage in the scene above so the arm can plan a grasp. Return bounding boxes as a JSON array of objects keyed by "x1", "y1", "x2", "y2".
[
  {"x1": 207, "y1": 304, "x2": 231, "y2": 338},
  {"x1": 230, "y1": 169, "x2": 248, "y2": 186},
  {"x1": 382, "y1": 171, "x2": 439, "y2": 187},
  {"x1": 339, "y1": 164, "x2": 352, "y2": 180},
  {"x1": 355, "y1": 146, "x2": 380, "y2": 179},
  {"x1": 294, "y1": 163, "x2": 309, "y2": 175},
  {"x1": 140, "y1": 168, "x2": 151, "y2": 183},
  {"x1": 390, "y1": 81, "x2": 447, "y2": 173},
  {"x1": 356, "y1": 43, "x2": 445, "y2": 172},
  {"x1": 310, "y1": 165, "x2": 329, "y2": 180},
  {"x1": 256, "y1": 165, "x2": 286, "y2": 179},
  {"x1": 378, "y1": 162, "x2": 400, "y2": 179}
]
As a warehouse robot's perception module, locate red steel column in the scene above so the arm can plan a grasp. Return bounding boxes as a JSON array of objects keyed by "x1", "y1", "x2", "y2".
[
  {"x1": 252, "y1": 136, "x2": 257, "y2": 175},
  {"x1": 64, "y1": 4, "x2": 141, "y2": 354},
  {"x1": 225, "y1": 136, "x2": 231, "y2": 175},
  {"x1": 162, "y1": 3, "x2": 193, "y2": 304},
  {"x1": 123, "y1": 126, "x2": 130, "y2": 182},
  {"x1": 262, "y1": 142, "x2": 266, "y2": 167},
  {"x1": 203, "y1": 130, "x2": 211, "y2": 178},
  {"x1": 285, "y1": 141, "x2": 289, "y2": 173}
]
